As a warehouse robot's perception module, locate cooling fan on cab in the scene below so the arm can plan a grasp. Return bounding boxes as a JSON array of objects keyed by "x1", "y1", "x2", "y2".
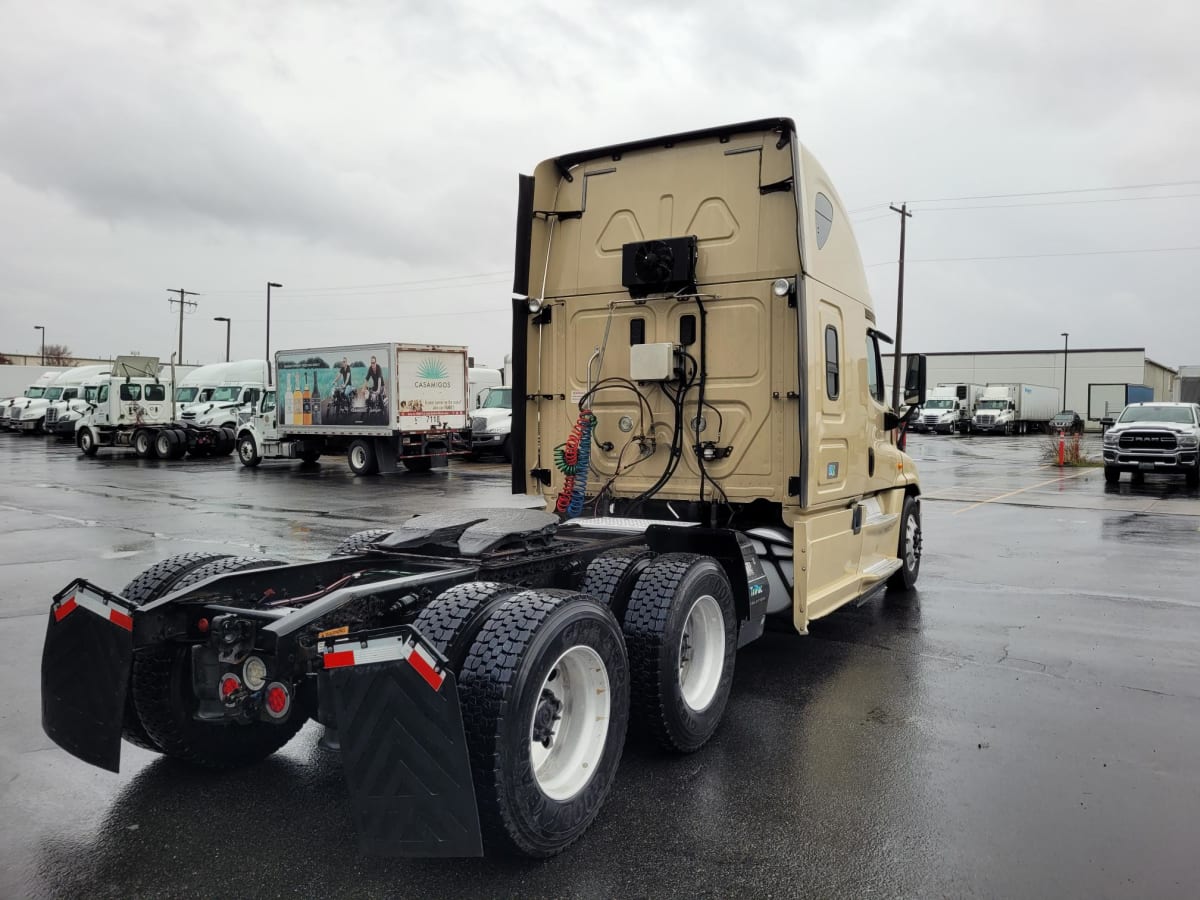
[{"x1": 621, "y1": 236, "x2": 698, "y2": 298}]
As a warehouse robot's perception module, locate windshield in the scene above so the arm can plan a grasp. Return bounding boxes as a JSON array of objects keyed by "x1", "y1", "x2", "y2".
[
  {"x1": 25, "y1": 387, "x2": 45, "y2": 398},
  {"x1": 481, "y1": 388, "x2": 512, "y2": 409},
  {"x1": 176, "y1": 387, "x2": 199, "y2": 403},
  {"x1": 43, "y1": 388, "x2": 63, "y2": 400},
  {"x1": 924, "y1": 399, "x2": 954, "y2": 409},
  {"x1": 978, "y1": 399, "x2": 1008, "y2": 410},
  {"x1": 1118, "y1": 406, "x2": 1196, "y2": 425},
  {"x1": 210, "y1": 385, "x2": 242, "y2": 402}
]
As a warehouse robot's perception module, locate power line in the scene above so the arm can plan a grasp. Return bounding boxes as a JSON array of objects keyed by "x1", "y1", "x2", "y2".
[
  {"x1": 913, "y1": 192, "x2": 1200, "y2": 212},
  {"x1": 200, "y1": 270, "x2": 509, "y2": 296},
  {"x1": 866, "y1": 245, "x2": 1200, "y2": 268},
  {"x1": 236, "y1": 307, "x2": 507, "y2": 324},
  {"x1": 907, "y1": 179, "x2": 1200, "y2": 204}
]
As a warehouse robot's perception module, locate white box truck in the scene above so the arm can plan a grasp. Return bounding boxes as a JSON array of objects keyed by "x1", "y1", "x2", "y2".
[
  {"x1": 235, "y1": 343, "x2": 471, "y2": 474},
  {"x1": 914, "y1": 382, "x2": 984, "y2": 434},
  {"x1": 971, "y1": 383, "x2": 1060, "y2": 435}
]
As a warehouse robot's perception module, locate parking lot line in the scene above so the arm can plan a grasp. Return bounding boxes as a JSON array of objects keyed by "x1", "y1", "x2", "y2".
[{"x1": 953, "y1": 469, "x2": 1090, "y2": 514}]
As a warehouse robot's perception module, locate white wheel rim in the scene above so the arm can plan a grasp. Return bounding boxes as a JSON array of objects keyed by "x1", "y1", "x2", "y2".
[
  {"x1": 905, "y1": 513, "x2": 920, "y2": 570},
  {"x1": 678, "y1": 594, "x2": 725, "y2": 712},
  {"x1": 529, "y1": 644, "x2": 610, "y2": 801},
  {"x1": 238, "y1": 439, "x2": 254, "y2": 462},
  {"x1": 351, "y1": 446, "x2": 366, "y2": 468}
]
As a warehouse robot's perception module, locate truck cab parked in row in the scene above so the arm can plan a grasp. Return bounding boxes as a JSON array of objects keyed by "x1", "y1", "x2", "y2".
[
  {"x1": 41, "y1": 119, "x2": 927, "y2": 859},
  {"x1": 469, "y1": 385, "x2": 514, "y2": 460},
  {"x1": 914, "y1": 383, "x2": 982, "y2": 434},
  {"x1": 178, "y1": 359, "x2": 269, "y2": 428},
  {"x1": 1, "y1": 371, "x2": 62, "y2": 430},
  {"x1": 971, "y1": 382, "x2": 1059, "y2": 435}
]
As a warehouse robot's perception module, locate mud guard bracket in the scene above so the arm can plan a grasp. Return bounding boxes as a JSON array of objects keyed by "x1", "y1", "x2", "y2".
[
  {"x1": 41, "y1": 580, "x2": 134, "y2": 773},
  {"x1": 321, "y1": 628, "x2": 483, "y2": 857}
]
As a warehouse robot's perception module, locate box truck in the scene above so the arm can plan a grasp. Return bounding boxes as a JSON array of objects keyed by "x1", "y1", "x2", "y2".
[
  {"x1": 40, "y1": 118, "x2": 927, "y2": 860},
  {"x1": 914, "y1": 382, "x2": 983, "y2": 434},
  {"x1": 971, "y1": 383, "x2": 1059, "y2": 434},
  {"x1": 235, "y1": 343, "x2": 471, "y2": 474}
]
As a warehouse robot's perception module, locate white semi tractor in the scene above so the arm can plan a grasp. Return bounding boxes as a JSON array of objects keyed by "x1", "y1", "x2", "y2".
[
  {"x1": 971, "y1": 383, "x2": 1060, "y2": 435},
  {"x1": 11, "y1": 365, "x2": 113, "y2": 435},
  {"x1": 177, "y1": 359, "x2": 269, "y2": 428},
  {"x1": 914, "y1": 383, "x2": 984, "y2": 434},
  {"x1": 235, "y1": 343, "x2": 472, "y2": 474},
  {"x1": 1, "y1": 371, "x2": 63, "y2": 430},
  {"x1": 75, "y1": 356, "x2": 237, "y2": 459}
]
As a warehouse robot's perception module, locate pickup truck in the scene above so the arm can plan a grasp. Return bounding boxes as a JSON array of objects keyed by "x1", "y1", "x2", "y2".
[{"x1": 1102, "y1": 402, "x2": 1200, "y2": 486}]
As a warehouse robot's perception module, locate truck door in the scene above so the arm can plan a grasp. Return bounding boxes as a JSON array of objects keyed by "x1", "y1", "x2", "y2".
[
  {"x1": 95, "y1": 384, "x2": 112, "y2": 426},
  {"x1": 258, "y1": 391, "x2": 277, "y2": 433}
]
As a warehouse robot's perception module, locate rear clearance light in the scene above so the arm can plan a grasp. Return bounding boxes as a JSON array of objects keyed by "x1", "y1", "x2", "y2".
[{"x1": 264, "y1": 682, "x2": 290, "y2": 718}]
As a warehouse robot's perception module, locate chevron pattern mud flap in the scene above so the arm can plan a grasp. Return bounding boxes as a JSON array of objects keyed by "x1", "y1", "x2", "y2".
[
  {"x1": 321, "y1": 630, "x2": 483, "y2": 857},
  {"x1": 41, "y1": 581, "x2": 135, "y2": 773}
]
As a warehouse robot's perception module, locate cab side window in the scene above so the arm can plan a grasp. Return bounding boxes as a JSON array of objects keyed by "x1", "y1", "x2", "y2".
[
  {"x1": 865, "y1": 334, "x2": 884, "y2": 403},
  {"x1": 119, "y1": 384, "x2": 142, "y2": 401},
  {"x1": 144, "y1": 384, "x2": 166, "y2": 401},
  {"x1": 824, "y1": 326, "x2": 840, "y2": 400},
  {"x1": 262, "y1": 391, "x2": 277, "y2": 414}
]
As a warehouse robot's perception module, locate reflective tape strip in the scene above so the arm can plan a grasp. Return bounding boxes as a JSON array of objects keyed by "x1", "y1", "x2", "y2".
[
  {"x1": 321, "y1": 635, "x2": 444, "y2": 691},
  {"x1": 52, "y1": 587, "x2": 134, "y2": 632}
]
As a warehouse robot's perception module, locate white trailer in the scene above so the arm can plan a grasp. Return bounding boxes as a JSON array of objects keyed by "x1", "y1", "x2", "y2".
[
  {"x1": 972, "y1": 383, "x2": 1060, "y2": 435},
  {"x1": 236, "y1": 343, "x2": 471, "y2": 475}
]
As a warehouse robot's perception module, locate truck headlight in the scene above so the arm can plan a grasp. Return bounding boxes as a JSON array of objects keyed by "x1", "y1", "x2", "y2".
[
  {"x1": 1102, "y1": 432, "x2": 1118, "y2": 446},
  {"x1": 1179, "y1": 435, "x2": 1199, "y2": 449}
]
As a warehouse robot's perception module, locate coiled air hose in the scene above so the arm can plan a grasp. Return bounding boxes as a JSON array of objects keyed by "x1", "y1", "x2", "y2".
[{"x1": 554, "y1": 410, "x2": 596, "y2": 518}]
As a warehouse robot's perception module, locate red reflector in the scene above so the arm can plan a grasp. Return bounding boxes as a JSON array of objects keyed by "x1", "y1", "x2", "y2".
[
  {"x1": 54, "y1": 597, "x2": 78, "y2": 622},
  {"x1": 266, "y1": 685, "x2": 288, "y2": 714},
  {"x1": 220, "y1": 675, "x2": 240, "y2": 698},
  {"x1": 109, "y1": 608, "x2": 133, "y2": 632},
  {"x1": 323, "y1": 650, "x2": 356, "y2": 669},
  {"x1": 408, "y1": 649, "x2": 445, "y2": 692},
  {"x1": 197, "y1": 617, "x2": 209, "y2": 633}
]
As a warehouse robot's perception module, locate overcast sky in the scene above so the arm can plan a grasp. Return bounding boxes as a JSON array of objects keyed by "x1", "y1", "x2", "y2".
[{"x1": 2, "y1": 0, "x2": 1198, "y2": 370}]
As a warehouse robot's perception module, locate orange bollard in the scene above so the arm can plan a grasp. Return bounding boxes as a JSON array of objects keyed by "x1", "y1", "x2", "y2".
[{"x1": 1058, "y1": 435, "x2": 1065, "y2": 466}]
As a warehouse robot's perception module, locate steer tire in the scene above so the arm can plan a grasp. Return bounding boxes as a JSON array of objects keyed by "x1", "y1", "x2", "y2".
[
  {"x1": 1188, "y1": 465, "x2": 1200, "y2": 489},
  {"x1": 237, "y1": 433, "x2": 261, "y2": 467},
  {"x1": 329, "y1": 528, "x2": 394, "y2": 556},
  {"x1": 622, "y1": 554, "x2": 737, "y2": 754},
  {"x1": 460, "y1": 590, "x2": 629, "y2": 858},
  {"x1": 1104, "y1": 465, "x2": 1121, "y2": 484},
  {"x1": 411, "y1": 581, "x2": 524, "y2": 673},
  {"x1": 78, "y1": 428, "x2": 99, "y2": 457},
  {"x1": 580, "y1": 547, "x2": 655, "y2": 620},
  {"x1": 119, "y1": 552, "x2": 236, "y2": 751},
  {"x1": 887, "y1": 494, "x2": 922, "y2": 592}
]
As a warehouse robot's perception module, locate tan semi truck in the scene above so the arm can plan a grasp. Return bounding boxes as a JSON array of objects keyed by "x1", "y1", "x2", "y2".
[{"x1": 39, "y1": 118, "x2": 925, "y2": 860}]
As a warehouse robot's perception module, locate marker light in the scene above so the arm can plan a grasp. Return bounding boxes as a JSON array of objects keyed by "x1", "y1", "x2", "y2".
[
  {"x1": 264, "y1": 683, "x2": 290, "y2": 718},
  {"x1": 219, "y1": 674, "x2": 241, "y2": 700},
  {"x1": 772, "y1": 278, "x2": 792, "y2": 297},
  {"x1": 527, "y1": 297, "x2": 545, "y2": 313}
]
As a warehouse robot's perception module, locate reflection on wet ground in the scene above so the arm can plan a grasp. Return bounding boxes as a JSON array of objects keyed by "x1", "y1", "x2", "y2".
[{"x1": 2, "y1": 433, "x2": 1199, "y2": 898}]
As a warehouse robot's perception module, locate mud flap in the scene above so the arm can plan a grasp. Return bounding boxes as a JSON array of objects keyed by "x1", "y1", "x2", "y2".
[
  {"x1": 321, "y1": 629, "x2": 482, "y2": 857},
  {"x1": 41, "y1": 581, "x2": 135, "y2": 773}
]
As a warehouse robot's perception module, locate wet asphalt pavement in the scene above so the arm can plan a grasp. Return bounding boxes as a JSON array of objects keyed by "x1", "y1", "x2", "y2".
[{"x1": 1, "y1": 432, "x2": 1198, "y2": 898}]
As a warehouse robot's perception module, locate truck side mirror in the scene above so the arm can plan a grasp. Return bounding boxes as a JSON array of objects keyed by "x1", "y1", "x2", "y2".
[{"x1": 903, "y1": 355, "x2": 927, "y2": 407}]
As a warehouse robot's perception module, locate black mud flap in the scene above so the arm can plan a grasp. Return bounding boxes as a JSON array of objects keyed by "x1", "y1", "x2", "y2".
[
  {"x1": 41, "y1": 581, "x2": 135, "y2": 773},
  {"x1": 321, "y1": 628, "x2": 483, "y2": 857}
]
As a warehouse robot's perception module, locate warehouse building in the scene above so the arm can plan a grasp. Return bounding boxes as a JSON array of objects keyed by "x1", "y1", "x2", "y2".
[{"x1": 884, "y1": 347, "x2": 1177, "y2": 431}]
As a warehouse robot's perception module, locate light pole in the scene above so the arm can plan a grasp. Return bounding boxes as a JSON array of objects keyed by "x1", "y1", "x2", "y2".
[
  {"x1": 1061, "y1": 332, "x2": 1069, "y2": 412},
  {"x1": 213, "y1": 317, "x2": 231, "y2": 362},
  {"x1": 34, "y1": 325, "x2": 45, "y2": 365},
  {"x1": 266, "y1": 282, "x2": 282, "y2": 386}
]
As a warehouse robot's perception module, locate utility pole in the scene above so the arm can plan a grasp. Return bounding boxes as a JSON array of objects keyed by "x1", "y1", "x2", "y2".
[
  {"x1": 214, "y1": 317, "x2": 232, "y2": 362},
  {"x1": 167, "y1": 288, "x2": 199, "y2": 364},
  {"x1": 266, "y1": 282, "x2": 282, "y2": 386},
  {"x1": 1061, "y1": 332, "x2": 1069, "y2": 411},
  {"x1": 889, "y1": 202, "x2": 912, "y2": 409}
]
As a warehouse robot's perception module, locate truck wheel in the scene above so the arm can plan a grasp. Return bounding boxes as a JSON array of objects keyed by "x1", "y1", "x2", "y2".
[
  {"x1": 622, "y1": 554, "x2": 737, "y2": 754},
  {"x1": 131, "y1": 554, "x2": 305, "y2": 769},
  {"x1": 217, "y1": 427, "x2": 236, "y2": 456},
  {"x1": 580, "y1": 547, "x2": 655, "y2": 620},
  {"x1": 402, "y1": 456, "x2": 433, "y2": 473},
  {"x1": 154, "y1": 429, "x2": 177, "y2": 459},
  {"x1": 133, "y1": 429, "x2": 158, "y2": 459},
  {"x1": 237, "y1": 433, "x2": 261, "y2": 467},
  {"x1": 460, "y1": 590, "x2": 630, "y2": 857},
  {"x1": 347, "y1": 439, "x2": 378, "y2": 476},
  {"x1": 502, "y1": 438, "x2": 513, "y2": 463},
  {"x1": 329, "y1": 528, "x2": 394, "y2": 556},
  {"x1": 887, "y1": 494, "x2": 922, "y2": 592},
  {"x1": 119, "y1": 552, "x2": 236, "y2": 751},
  {"x1": 411, "y1": 582, "x2": 523, "y2": 672},
  {"x1": 1188, "y1": 465, "x2": 1200, "y2": 488},
  {"x1": 298, "y1": 449, "x2": 321, "y2": 464},
  {"x1": 1104, "y1": 466, "x2": 1121, "y2": 484},
  {"x1": 78, "y1": 428, "x2": 99, "y2": 457},
  {"x1": 168, "y1": 429, "x2": 188, "y2": 459}
]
